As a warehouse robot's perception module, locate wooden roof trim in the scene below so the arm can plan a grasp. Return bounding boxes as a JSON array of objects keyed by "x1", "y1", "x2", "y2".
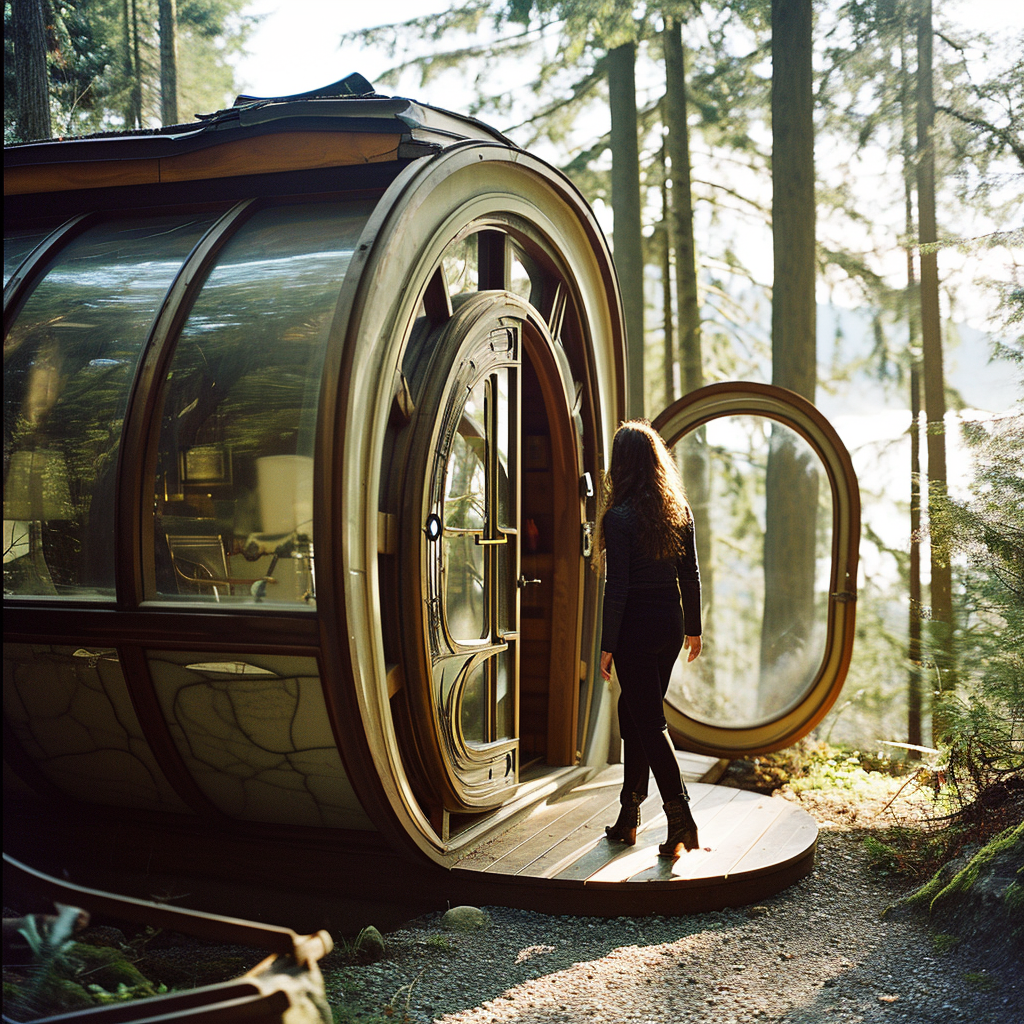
[{"x1": 4, "y1": 131, "x2": 402, "y2": 196}]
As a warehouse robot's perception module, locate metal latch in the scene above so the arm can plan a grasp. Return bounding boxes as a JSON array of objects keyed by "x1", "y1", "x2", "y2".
[{"x1": 581, "y1": 521, "x2": 594, "y2": 557}]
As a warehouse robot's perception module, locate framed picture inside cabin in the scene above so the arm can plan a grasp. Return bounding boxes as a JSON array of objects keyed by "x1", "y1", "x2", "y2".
[{"x1": 180, "y1": 445, "x2": 233, "y2": 486}]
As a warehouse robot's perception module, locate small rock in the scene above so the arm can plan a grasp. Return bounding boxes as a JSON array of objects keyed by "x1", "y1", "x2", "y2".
[
  {"x1": 441, "y1": 906, "x2": 491, "y2": 932},
  {"x1": 354, "y1": 925, "x2": 385, "y2": 960}
]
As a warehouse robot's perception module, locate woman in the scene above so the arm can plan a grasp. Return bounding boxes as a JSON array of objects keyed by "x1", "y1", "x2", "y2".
[{"x1": 597, "y1": 420, "x2": 703, "y2": 858}]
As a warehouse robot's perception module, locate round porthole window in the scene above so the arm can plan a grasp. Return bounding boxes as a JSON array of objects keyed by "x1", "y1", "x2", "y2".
[{"x1": 651, "y1": 382, "x2": 860, "y2": 757}]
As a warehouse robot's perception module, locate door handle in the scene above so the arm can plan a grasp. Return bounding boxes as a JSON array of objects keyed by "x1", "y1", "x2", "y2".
[{"x1": 517, "y1": 576, "x2": 541, "y2": 589}]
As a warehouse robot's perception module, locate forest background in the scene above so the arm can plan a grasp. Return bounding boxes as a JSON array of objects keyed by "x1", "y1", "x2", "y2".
[{"x1": 4, "y1": 0, "x2": 1022, "y2": 799}]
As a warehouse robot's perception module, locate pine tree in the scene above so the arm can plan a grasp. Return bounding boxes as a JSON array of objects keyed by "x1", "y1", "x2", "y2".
[{"x1": 761, "y1": 0, "x2": 818, "y2": 692}]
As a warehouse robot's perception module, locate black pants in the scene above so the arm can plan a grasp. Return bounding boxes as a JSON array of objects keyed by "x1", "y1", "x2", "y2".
[{"x1": 614, "y1": 587, "x2": 686, "y2": 804}]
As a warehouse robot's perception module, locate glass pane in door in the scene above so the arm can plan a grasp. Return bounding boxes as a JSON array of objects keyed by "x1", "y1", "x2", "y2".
[
  {"x1": 459, "y1": 661, "x2": 487, "y2": 743},
  {"x1": 444, "y1": 378, "x2": 488, "y2": 642},
  {"x1": 494, "y1": 649, "x2": 514, "y2": 740}
]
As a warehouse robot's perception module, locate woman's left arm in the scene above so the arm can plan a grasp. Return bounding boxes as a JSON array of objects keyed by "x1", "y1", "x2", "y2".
[{"x1": 677, "y1": 519, "x2": 702, "y2": 638}]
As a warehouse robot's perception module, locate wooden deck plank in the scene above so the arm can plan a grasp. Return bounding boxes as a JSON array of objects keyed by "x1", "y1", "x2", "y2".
[
  {"x1": 677, "y1": 751, "x2": 726, "y2": 782},
  {"x1": 505, "y1": 786, "x2": 646, "y2": 877},
  {"x1": 574, "y1": 785, "x2": 735, "y2": 884},
  {"x1": 445, "y1": 757, "x2": 817, "y2": 917},
  {"x1": 455, "y1": 785, "x2": 609, "y2": 871},
  {"x1": 548, "y1": 783, "x2": 735, "y2": 882},
  {"x1": 625, "y1": 791, "x2": 788, "y2": 883},
  {"x1": 532, "y1": 791, "x2": 667, "y2": 881},
  {"x1": 454, "y1": 752, "x2": 720, "y2": 877},
  {"x1": 481, "y1": 787, "x2": 619, "y2": 874},
  {"x1": 727, "y1": 805, "x2": 819, "y2": 876}
]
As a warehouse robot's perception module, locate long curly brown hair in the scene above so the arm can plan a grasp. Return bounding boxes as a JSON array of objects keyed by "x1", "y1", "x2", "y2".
[{"x1": 594, "y1": 420, "x2": 692, "y2": 571}]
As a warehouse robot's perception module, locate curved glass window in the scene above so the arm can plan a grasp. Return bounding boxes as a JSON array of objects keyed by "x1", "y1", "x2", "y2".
[
  {"x1": 150, "y1": 201, "x2": 374, "y2": 608},
  {"x1": 667, "y1": 415, "x2": 832, "y2": 727},
  {"x1": 4, "y1": 213, "x2": 220, "y2": 599},
  {"x1": 4, "y1": 226, "x2": 53, "y2": 287},
  {"x1": 146, "y1": 650, "x2": 373, "y2": 828}
]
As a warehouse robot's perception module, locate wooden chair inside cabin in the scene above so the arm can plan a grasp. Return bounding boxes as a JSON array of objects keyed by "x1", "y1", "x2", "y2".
[{"x1": 166, "y1": 534, "x2": 271, "y2": 602}]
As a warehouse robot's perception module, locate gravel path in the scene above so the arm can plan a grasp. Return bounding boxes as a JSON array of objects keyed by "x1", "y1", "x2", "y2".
[{"x1": 325, "y1": 827, "x2": 1021, "y2": 1023}]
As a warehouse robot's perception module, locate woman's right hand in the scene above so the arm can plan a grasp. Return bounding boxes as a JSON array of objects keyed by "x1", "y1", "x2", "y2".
[
  {"x1": 600, "y1": 650, "x2": 614, "y2": 680},
  {"x1": 684, "y1": 635, "x2": 702, "y2": 662}
]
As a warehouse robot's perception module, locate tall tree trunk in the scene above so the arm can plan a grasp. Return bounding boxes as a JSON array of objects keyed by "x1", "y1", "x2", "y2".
[
  {"x1": 659, "y1": 150, "x2": 675, "y2": 408},
  {"x1": 159, "y1": 0, "x2": 179, "y2": 125},
  {"x1": 902, "y1": 29, "x2": 923, "y2": 758},
  {"x1": 131, "y1": 0, "x2": 144, "y2": 127},
  {"x1": 761, "y1": 0, "x2": 818, "y2": 697},
  {"x1": 121, "y1": 0, "x2": 135, "y2": 127},
  {"x1": 664, "y1": 17, "x2": 714, "y2": 657},
  {"x1": 908, "y1": 340, "x2": 924, "y2": 755},
  {"x1": 608, "y1": 42, "x2": 645, "y2": 419},
  {"x1": 916, "y1": 0, "x2": 954, "y2": 725},
  {"x1": 664, "y1": 21, "x2": 701, "y2": 397},
  {"x1": 12, "y1": 0, "x2": 51, "y2": 141}
]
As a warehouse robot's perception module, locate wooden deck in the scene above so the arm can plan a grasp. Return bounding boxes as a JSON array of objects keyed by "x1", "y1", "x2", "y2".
[{"x1": 444, "y1": 752, "x2": 818, "y2": 916}]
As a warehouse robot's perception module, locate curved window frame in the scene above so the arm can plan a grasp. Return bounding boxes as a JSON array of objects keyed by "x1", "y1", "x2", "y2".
[{"x1": 653, "y1": 381, "x2": 861, "y2": 757}]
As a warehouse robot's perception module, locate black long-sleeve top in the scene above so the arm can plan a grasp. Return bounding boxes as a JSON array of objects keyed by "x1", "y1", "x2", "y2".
[{"x1": 600, "y1": 503, "x2": 702, "y2": 655}]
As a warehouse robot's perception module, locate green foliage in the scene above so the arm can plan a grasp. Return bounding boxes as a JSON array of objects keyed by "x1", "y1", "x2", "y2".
[
  {"x1": 3, "y1": 908, "x2": 169, "y2": 1020},
  {"x1": 4, "y1": 0, "x2": 254, "y2": 140},
  {"x1": 864, "y1": 826, "x2": 953, "y2": 879},
  {"x1": 902, "y1": 820, "x2": 1023, "y2": 912},
  {"x1": 724, "y1": 739, "x2": 911, "y2": 796},
  {"x1": 963, "y1": 970, "x2": 999, "y2": 991},
  {"x1": 931, "y1": 932, "x2": 960, "y2": 953},
  {"x1": 929, "y1": 389, "x2": 1024, "y2": 813}
]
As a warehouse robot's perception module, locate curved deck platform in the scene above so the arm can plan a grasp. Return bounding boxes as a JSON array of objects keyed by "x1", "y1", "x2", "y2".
[{"x1": 444, "y1": 756, "x2": 818, "y2": 916}]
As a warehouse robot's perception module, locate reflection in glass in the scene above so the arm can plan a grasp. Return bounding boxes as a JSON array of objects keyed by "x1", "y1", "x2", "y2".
[
  {"x1": 495, "y1": 367, "x2": 514, "y2": 530},
  {"x1": 444, "y1": 533, "x2": 486, "y2": 641},
  {"x1": 667, "y1": 416, "x2": 830, "y2": 727},
  {"x1": 2, "y1": 643, "x2": 190, "y2": 812},
  {"x1": 494, "y1": 650, "x2": 513, "y2": 740},
  {"x1": 4, "y1": 227, "x2": 52, "y2": 286},
  {"x1": 146, "y1": 650, "x2": 373, "y2": 828},
  {"x1": 444, "y1": 378, "x2": 487, "y2": 641},
  {"x1": 460, "y1": 661, "x2": 487, "y2": 743},
  {"x1": 150, "y1": 201, "x2": 374, "y2": 607},
  {"x1": 4, "y1": 214, "x2": 220, "y2": 598},
  {"x1": 509, "y1": 249, "x2": 532, "y2": 301},
  {"x1": 442, "y1": 235, "x2": 476, "y2": 296}
]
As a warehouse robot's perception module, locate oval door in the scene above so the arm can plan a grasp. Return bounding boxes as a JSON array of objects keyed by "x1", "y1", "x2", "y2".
[
  {"x1": 652, "y1": 382, "x2": 860, "y2": 756},
  {"x1": 415, "y1": 295, "x2": 522, "y2": 808}
]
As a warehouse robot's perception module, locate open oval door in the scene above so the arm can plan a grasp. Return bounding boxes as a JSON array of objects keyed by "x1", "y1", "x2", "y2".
[{"x1": 652, "y1": 382, "x2": 860, "y2": 757}]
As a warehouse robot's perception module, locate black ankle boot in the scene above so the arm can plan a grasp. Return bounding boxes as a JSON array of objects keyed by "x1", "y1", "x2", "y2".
[
  {"x1": 605, "y1": 792, "x2": 644, "y2": 845},
  {"x1": 659, "y1": 795, "x2": 699, "y2": 858}
]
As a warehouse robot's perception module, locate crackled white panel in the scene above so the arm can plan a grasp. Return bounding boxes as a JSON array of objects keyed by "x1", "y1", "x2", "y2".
[
  {"x1": 3, "y1": 644, "x2": 190, "y2": 812},
  {"x1": 146, "y1": 651, "x2": 374, "y2": 830}
]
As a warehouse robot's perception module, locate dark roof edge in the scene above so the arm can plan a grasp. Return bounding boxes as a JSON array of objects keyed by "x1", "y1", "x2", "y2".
[{"x1": 4, "y1": 82, "x2": 514, "y2": 166}]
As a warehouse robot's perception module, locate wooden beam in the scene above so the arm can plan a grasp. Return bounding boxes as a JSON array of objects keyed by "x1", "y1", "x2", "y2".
[{"x1": 4, "y1": 132, "x2": 403, "y2": 196}]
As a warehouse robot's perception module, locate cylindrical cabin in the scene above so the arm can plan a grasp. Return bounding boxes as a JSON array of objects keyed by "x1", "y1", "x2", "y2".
[{"x1": 4, "y1": 80, "x2": 860, "y2": 917}]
